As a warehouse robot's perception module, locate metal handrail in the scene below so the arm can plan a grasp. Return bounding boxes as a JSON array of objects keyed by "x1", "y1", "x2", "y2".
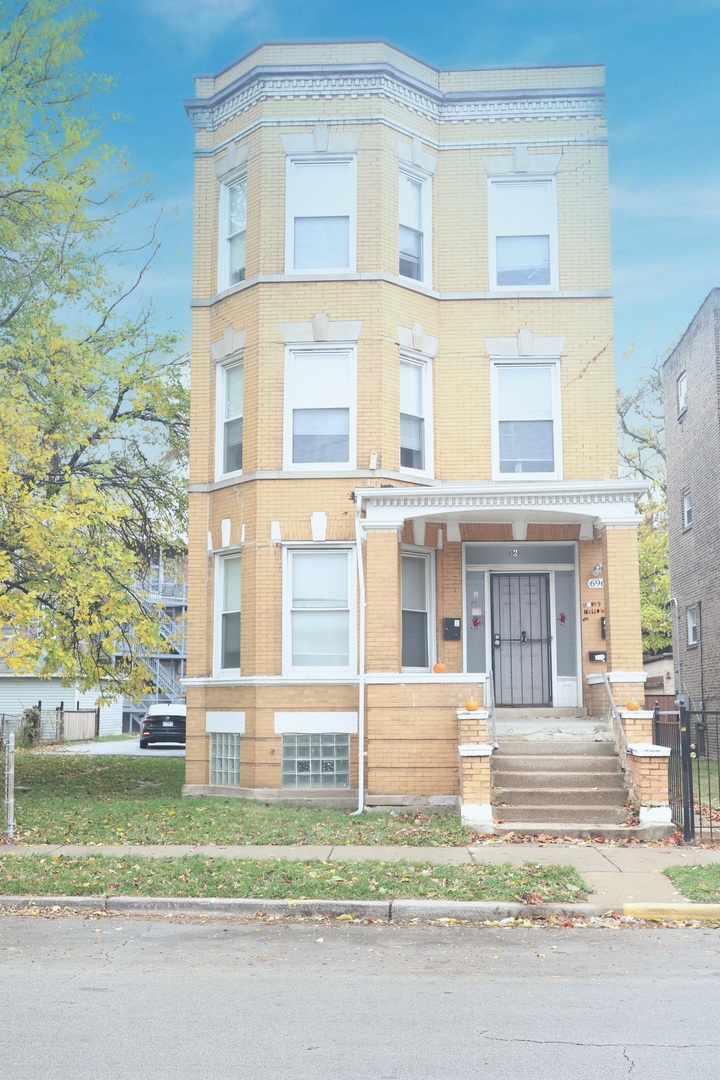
[
  {"x1": 600, "y1": 672, "x2": 632, "y2": 789},
  {"x1": 600, "y1": 672, "x2": 628, "y2": 746},
  {"x1": 486, "y1": 673, "x2": 498, "y2": 749}
]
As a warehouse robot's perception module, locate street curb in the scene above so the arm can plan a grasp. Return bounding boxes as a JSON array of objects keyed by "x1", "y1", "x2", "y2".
[
  {"x1": 389, "y1": 899, "x2": 608, "y2": 921},
  {"x1": 2, "y1": 895, "x2": 719, "y2": 921},
  {"x1": 622, "y1": 902, "x2": 720, "y2": 921}
]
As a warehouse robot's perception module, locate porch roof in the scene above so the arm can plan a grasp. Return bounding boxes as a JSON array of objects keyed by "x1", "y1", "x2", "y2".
[{"x1": 355, "y1": 479, "x2": 647, "y2": 532}]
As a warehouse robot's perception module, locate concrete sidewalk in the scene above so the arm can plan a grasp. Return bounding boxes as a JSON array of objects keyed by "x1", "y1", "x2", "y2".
[{"x1": 3, "y1": 840, "x2": 720, "y2": 919}]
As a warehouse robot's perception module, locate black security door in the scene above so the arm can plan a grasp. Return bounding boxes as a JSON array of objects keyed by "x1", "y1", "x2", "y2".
[{"x1": 491, "y1": 573, "x2": 552, "y2": 706}]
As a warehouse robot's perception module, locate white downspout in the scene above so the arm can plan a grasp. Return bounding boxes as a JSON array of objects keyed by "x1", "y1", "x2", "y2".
[{"x1": 351, "y1": 493, "x2": 366, "y2": 815}]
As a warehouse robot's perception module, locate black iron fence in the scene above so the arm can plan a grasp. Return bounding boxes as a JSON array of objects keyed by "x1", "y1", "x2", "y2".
[{"x1": 653, "y1": 697, "x2": 720, "y2": 842}]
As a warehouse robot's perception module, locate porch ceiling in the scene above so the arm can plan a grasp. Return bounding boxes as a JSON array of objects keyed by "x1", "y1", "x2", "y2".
[{"x1": 355, "y1": 479, "x2": 647, "y2": 531}]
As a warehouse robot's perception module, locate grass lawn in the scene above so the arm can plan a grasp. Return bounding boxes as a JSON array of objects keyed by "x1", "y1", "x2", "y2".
[
  {"x1": 693, "y1": 757, "x2": 720, "y2": 809},
  {"x1": 0, "y1": 853, "x2": 589, "y2": 902},
  {"x1": 665, "y1": 864, "x2": 720, "y2": 903},
  {"x1": 10, "y1": 753, "x2": 475, "y2": 846}
]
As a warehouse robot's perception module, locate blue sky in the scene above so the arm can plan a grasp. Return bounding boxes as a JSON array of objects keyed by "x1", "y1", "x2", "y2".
[{"x1": 82, "y1": 0, "x2": 720, "y2": 388}]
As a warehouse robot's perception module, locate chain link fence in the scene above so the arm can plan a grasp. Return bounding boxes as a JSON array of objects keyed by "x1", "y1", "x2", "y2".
[
  {"x1": 0, "y1": 706, "x2": 98, "y2": 839},
  {"x1": 2, "y1": 729, "x2": 15, "y2": 840}
]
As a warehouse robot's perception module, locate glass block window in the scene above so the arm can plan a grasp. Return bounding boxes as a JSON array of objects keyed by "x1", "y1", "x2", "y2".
[
  {"x1": 282, "y1": 733, "x2": 350, "y2": 788},
  {"x1": 210, "y1": 732, "x2": 240, "y2": 786}
]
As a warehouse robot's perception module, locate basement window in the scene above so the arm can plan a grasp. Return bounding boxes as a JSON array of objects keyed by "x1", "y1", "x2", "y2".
[{"x1": 282, "y1": 734, "x2": 350, "y2": 788}]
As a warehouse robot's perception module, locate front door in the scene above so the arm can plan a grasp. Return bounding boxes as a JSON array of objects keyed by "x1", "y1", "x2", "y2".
[{"x1": 491, "y1": 573, "x2": 552, "y2": 706}]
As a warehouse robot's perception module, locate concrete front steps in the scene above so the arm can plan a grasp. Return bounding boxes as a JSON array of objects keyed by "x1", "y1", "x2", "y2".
[{"x1": 492, "y1": 730, "x2": 634, "y2": 837}]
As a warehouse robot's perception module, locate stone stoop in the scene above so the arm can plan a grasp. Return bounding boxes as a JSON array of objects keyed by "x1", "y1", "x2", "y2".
[{"x1": 492, "y1": 729, "x2": 633, "y2": 834}]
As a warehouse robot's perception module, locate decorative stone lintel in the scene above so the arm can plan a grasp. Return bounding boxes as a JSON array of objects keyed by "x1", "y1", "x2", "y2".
[
  {"x1": 397, "y1": 136, "x2": 438, "y2": 175},
  {"x1": 482, "y1": 146, "x2": 562, "y2": 176},
  {"x1": 280, "y1": 128, "x2": 363, "y2": 155},
  {"x1": 628, "y1": 743, "x2": 671, "y2": 758},
  {"x1": 214, "y1": 141, "x2": 249, "y2": 181},
  {"x1": 639, "y1": 805, "x2": 672, "y2": 823},
  {"x1": 484, "y1": 328, "x2": 565, "y2": 359},
  {"x1": 461, "y1": 802, "x2": 494, "y2": 827},
  {"x1": 458, "y1": 743, "x2": 493, "y2": 757},
  {"x1": 211, "y1": 326, "x2": 247, "y2": 362},
  {"x1": 396, "y1": 322, "x2": 438, "y2": 358},
  {"x1": 279, "y1": 316, "x2": 363, "y2": 344}
]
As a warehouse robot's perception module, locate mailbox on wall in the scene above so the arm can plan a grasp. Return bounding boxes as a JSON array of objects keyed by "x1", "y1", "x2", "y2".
[
  {"x1": 443, "y1": 618, "x2": 461, "y2": 640},
  {"x1": 589, "y1": 650, "x2": 607, "y2": 662}
]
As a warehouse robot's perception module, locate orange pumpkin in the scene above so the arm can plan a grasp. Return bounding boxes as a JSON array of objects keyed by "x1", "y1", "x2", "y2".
[
  {"x1": 433, "y1": 662, "x2": 448, "y2": 673},
  {"x1": 464, "y1": 699, "x2": 480, "y2": 712},
  {"x1": 625, "y1": 699, "x2": 641, "y2": 711}
]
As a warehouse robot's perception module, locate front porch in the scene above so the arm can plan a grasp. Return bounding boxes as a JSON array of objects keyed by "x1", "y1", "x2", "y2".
[{"x1": 351, "y1": 479, "x2": 672, "y2": 834}]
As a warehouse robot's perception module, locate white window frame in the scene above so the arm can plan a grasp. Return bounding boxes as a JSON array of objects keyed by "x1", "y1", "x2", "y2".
[
  {"x1": 488, "y1": 177, "x2": 559, "y2": 291},
  {"x1": 217, "y1": 173, "x2": 247, "y2": 291},
  {"x1": 213, "y1": 552, "x2": 241, "y2": 675},
  {"x1": 283, "y1": 345, "x2": 356, "y2": 471},
  {"x1": 398, "y1": 166, "x2": 432, "y2": 287},
  {"x1": 399, "y1": 352, "x2": 434, "y2": 478},
  {"x1": 490, "y1": 359, "x2": 563, "y2": 481},
  {"x1": 683, "y1": 489, "x2": 693, "y2": 529},
  {"x1": 401, "y1": 547, "x2": 436, "y2": 672},
  {"x1": 215, "y1": 357, "x2": 244, "y2": 480},
  {"x1": 687, "y1": 605, "x2": 699, "y2": 647},
  {"x1": 677, "y1": 371, "x2": 688, "y2": 414},
  {"x1": 285, "y1": 155, "x2": 357, "y2": 274},
  {"x1": 282, "y1": 546, "x2": 356, "y2": 678}
]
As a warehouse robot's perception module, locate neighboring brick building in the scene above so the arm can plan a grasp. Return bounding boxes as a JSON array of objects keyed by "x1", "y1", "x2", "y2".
[
  {"x1": 182, "y1": 42, "x2": 646, "y2": 814},
  {"x1": 662, "y1": 289, "x2": 720, "y2": 709}
]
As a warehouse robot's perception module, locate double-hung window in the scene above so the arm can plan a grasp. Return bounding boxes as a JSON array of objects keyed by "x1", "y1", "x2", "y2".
[
  {"x1": 285, "y1": 549, "x2": 354, "y2": 675},
  {"x1": 401, "y1": 551, "x2": 433, "y2": 670},
  {"x1": 677, "y1": 371, "x2": 688, "y2": 414},
  {"x1": 492, "y1": 362, "x2": 561, "y2": 478},
  {"x1": 687, "y1": 605, "x2": 699, "y2": 646},
  {"x1": 489, "y1": 179, "x2": 558, "y2": 289},
  {"x1": 216, "y1": 360, "x2": 243, "y2": 476},
  {"x1": 400, "y1": 356, "x2": 432, "y2": 474},
  {"x1": 284, "y1": 349, "x2": 355, "y2": 469},
  {"x1": 215, "y1": 554, "x2": 241, "y2": 672},
  {"x1": 286, "y1": 157, "x2": 356, "y2": 272},
  {"x1": 683, "y1": 490, "x2": 693, "y2": 529},
  {"x1": 399, "y1": 170, "x2": 431, "y2": 284},
  {"x1": 218, "y1": 175, "x2": 246, "y2": 289}
]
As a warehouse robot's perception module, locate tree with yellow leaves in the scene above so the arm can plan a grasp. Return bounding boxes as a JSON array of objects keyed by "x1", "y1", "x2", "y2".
[
  {"x1": 617, "y1": 362, "x2": 671, "y2": 656},
  {"x1": 0, "y1": 1, "x2": 188, "y2": 699}
]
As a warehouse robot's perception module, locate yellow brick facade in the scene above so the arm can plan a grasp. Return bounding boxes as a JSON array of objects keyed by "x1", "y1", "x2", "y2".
[{"x1": 183, "y1": 43, "x2": 646, "y2": 807}]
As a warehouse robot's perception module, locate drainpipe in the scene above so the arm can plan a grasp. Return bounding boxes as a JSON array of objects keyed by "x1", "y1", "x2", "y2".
[
  {"x1": 670, "y1": 597, "x2": 683, "y2": 698},
  {"x1": 350, "y1": 492, "x2": 366, "y2": 816}
]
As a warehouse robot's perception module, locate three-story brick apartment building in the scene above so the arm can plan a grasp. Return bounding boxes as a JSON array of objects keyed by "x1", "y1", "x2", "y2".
[
  {"x1": 183, "y1": 43, "x2": 648, "y2": 824},
  {"x1": 663, "y1": 289, "x2": 720, "y2": 708}
]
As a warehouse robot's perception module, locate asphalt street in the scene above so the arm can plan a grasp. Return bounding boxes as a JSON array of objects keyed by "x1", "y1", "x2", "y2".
[{"x1": 1, "y1": 915, "x2": 719, "y2": 1079}]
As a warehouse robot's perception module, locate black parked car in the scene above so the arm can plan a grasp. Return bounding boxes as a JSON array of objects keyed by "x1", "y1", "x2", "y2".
[{"x1": 139, "y1": 704, "x2": 186, "y2": 749}]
